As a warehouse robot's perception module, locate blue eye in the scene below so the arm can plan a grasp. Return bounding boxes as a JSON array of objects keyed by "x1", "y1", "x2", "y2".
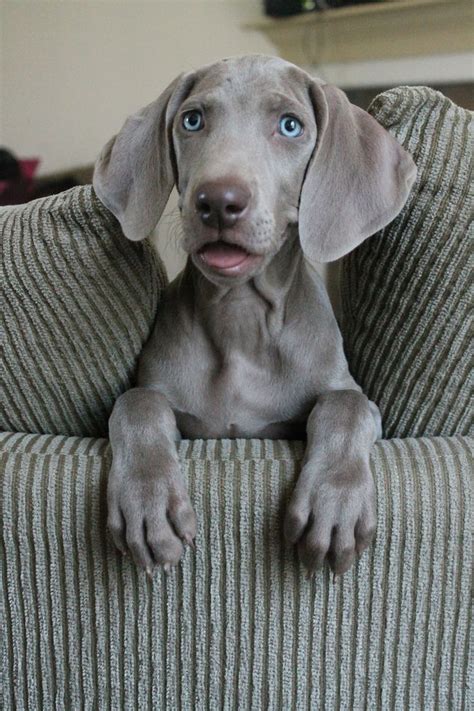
[
  {"x1": 279, "y1": 115, "x2": 303, "y2": 138},
  {"x1": 182, "y1": 110, "x2": 204, "y2": 131}
]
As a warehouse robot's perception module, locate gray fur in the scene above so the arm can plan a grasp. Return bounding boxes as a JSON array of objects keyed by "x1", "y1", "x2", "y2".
[{"x1": 93, "y1": 55, "x2": 416, "y2": 576}]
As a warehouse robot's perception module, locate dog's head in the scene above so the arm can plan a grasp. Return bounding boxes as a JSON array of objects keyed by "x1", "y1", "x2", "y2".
[{"x1": 93, "y1": 55, "x2": 416, "y2": 285}]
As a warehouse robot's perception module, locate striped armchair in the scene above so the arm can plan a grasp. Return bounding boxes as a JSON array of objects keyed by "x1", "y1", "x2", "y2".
[{"x1": 1, "y1": 86, "x2": 472, "y2": 710}]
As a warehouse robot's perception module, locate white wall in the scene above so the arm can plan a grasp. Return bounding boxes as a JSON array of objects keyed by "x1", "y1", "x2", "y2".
[
  {"x1": 1, "y1": 0, "x2": 274, "y2": 175},
  {"x1": 311, "y1": 52, "x2": 474, "y2": 88},
  {"x1": 1, "y1": 0, "x2": 278, "y2": 280}
]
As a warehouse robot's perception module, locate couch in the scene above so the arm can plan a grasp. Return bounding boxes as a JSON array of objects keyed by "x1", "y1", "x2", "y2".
[{"x1": 1, "y1": 86, "x2": 472, "y2": 710}]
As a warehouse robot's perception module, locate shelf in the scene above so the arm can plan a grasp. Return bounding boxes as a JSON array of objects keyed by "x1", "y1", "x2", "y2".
[{"x1": 246, "y1": 0, "x2": 473, "y2": 65}]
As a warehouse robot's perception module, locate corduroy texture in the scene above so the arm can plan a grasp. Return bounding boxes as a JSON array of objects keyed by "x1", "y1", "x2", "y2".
[
  {"x1": 1, "y1": 432, "x2": 472, "y2": 710},
  {"x1": 1, "y1": 186, "x2": 167, "y2": 438},
  {"x1": 340, "y1": 87, "x2": 472, "y2": 438}
]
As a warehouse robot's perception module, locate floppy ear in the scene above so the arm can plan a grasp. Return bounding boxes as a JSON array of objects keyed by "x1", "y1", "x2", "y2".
[
  {"x1": 93, "y1": 72, "x2": 195, "y2": 241},
  {"x1": 299, "y1": 82, "x2": 417, "y2": 263}
]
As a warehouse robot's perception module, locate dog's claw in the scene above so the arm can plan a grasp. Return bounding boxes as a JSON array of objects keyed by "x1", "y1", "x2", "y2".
[
  {"x1": 146, "y1": 566, "x2": 153, "y2": 579},
  {"x1": 163, "y1": 563, "x2": 171, "y2": 574},
  {"x1": 185, "y1": 536, "x2": 196, "y2": 550},
  {"x1": 306, "y1": 569, "x2": 314, "y2": 581},
  {"x1": 332, "y1": 572, "x2": 337, "y2": 585}
]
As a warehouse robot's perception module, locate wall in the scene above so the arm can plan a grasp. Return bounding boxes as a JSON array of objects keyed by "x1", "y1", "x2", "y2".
[
  {"x1": 1, "y1": 0, "x2": 278, "y2": 279},
  {"x1": 1, "y1": 1, "x2": 274, "y2": 175}
]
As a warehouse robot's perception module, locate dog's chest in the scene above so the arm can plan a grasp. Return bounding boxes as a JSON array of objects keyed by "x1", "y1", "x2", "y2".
[
  {"x1": 144, "y1": 322, "x2": 316, "y2": 439},
  {"x1": 178, "y1": 355, "x2": 310, "y2": 438},
  {"x1": 138, "y1": 269, "x2": 347, "y2": 439}
]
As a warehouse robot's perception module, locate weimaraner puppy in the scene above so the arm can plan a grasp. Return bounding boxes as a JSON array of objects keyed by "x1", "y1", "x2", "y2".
[{"x1": 93, "y1": 55, "x2": 416, "y2": 576}]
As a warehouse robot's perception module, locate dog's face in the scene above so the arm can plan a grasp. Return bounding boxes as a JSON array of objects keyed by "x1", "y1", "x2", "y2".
[
  {"x1": 93, "y1": 55, "x2": 416, "y2": 281},
  {"x1": 172, "y1": 58, "x2": 317, "y2": 284}
]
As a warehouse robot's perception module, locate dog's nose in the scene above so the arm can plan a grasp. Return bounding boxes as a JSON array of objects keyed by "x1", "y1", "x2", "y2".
[{"x1": 194, "y1": 181, "x2": 250, "y2": 228}]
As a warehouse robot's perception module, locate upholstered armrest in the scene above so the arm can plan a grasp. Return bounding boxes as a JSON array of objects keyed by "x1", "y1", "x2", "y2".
[
  {"x1": 1, "y1": 185, "x2": 167, "y2": 438},
  {"x1": 1, "y1": 432, "x2": 471, "y2": 709}
]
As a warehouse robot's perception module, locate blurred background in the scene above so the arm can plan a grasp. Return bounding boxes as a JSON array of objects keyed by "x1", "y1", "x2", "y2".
[{"x1": 1, "y1": 0, "x2": 472, "y2": 291}]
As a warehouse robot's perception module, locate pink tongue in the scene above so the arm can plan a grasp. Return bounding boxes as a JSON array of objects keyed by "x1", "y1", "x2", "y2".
[{"x1": 199, "y1": 242, "x2": 249, "y2": 269}]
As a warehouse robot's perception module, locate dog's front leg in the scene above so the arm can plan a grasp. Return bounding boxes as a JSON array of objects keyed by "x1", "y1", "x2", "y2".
[
  {"x1": 107, "y1": 388, "x2": 196, "y2": 572},
  {"x1": 285, "y1": 390, "x2": 380, "y2": 576}
]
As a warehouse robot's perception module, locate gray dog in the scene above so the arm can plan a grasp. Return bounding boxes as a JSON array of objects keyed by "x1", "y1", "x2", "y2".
[{"x1": 93, "y1": 55, "x2": 416, "y2": 577}]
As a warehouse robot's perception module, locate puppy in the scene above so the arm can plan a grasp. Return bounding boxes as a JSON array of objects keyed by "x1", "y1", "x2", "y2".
[{"x1": 93, "y1": 56, "x2": 416, "y2": 576}]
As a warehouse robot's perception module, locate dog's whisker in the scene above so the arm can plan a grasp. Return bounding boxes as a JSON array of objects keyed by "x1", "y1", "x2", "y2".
[
  {"x1": 167, "y1": 222, "x2": 186, "y2": 253},
  {"x1": 158, "y1": 211, "x2": 187, "y2": 254}
]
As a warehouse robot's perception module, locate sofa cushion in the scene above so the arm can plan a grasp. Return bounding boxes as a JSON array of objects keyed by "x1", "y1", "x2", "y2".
[
  {"x1": 1, "y1": 185, "x2": 167, "y2": 437},
  {"x1": 1, "y1": 431, "x2": 472, "y2": 709},
  {"x1": 340, "y1": 87, "x2": 472, "y2": 438}
]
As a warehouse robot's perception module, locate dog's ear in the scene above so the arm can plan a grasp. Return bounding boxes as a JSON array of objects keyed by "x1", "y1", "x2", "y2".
[
  {"x1": 93, "y1": 72, "x2": 195, "y2": 241},
  {"x1": 299, "y1": 82, "x2": 416, "y2": 263}
]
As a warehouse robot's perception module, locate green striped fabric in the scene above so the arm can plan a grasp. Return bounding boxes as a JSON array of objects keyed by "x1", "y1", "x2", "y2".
[
  {"x1": 340, "y1": 87, "x2": 472, "y2": 439},
  {"x1": 1, "y1": 432, "x2": 472, "y2": 710},
  {"x1": 1, "y1": 186, "x2": 167, "y2": 438}
]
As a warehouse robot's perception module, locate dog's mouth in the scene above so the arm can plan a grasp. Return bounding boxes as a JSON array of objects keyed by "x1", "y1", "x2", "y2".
[{"x1": 196, "y1": 240, "x2": 262, "y2": 274}]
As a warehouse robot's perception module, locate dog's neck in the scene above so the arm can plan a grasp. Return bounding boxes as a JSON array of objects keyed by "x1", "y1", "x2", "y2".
[
  {"x1": 176, "y1": 228, "x2": 312, "y2": 348},
  {"x1": 186, "y1": 228, "x2": 303, "y2": 308}
]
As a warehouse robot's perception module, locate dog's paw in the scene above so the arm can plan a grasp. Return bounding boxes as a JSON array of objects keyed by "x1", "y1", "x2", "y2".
[
  {"x1": 107, "y1": 462, "x2": 196, "y2": 572},
  {"x1": 284, "y1": 459, "x2": 376, "y2": 576}
]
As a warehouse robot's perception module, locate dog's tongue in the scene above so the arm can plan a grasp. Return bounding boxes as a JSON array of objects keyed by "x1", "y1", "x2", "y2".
[{"x1": 199, "y1": 241, "x2": 249, "y2": 269}]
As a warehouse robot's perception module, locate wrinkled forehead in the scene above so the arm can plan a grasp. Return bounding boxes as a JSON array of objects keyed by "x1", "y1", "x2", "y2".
[{"x1": 186, "y1": 56, "x2": 313, "y2": 115}]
